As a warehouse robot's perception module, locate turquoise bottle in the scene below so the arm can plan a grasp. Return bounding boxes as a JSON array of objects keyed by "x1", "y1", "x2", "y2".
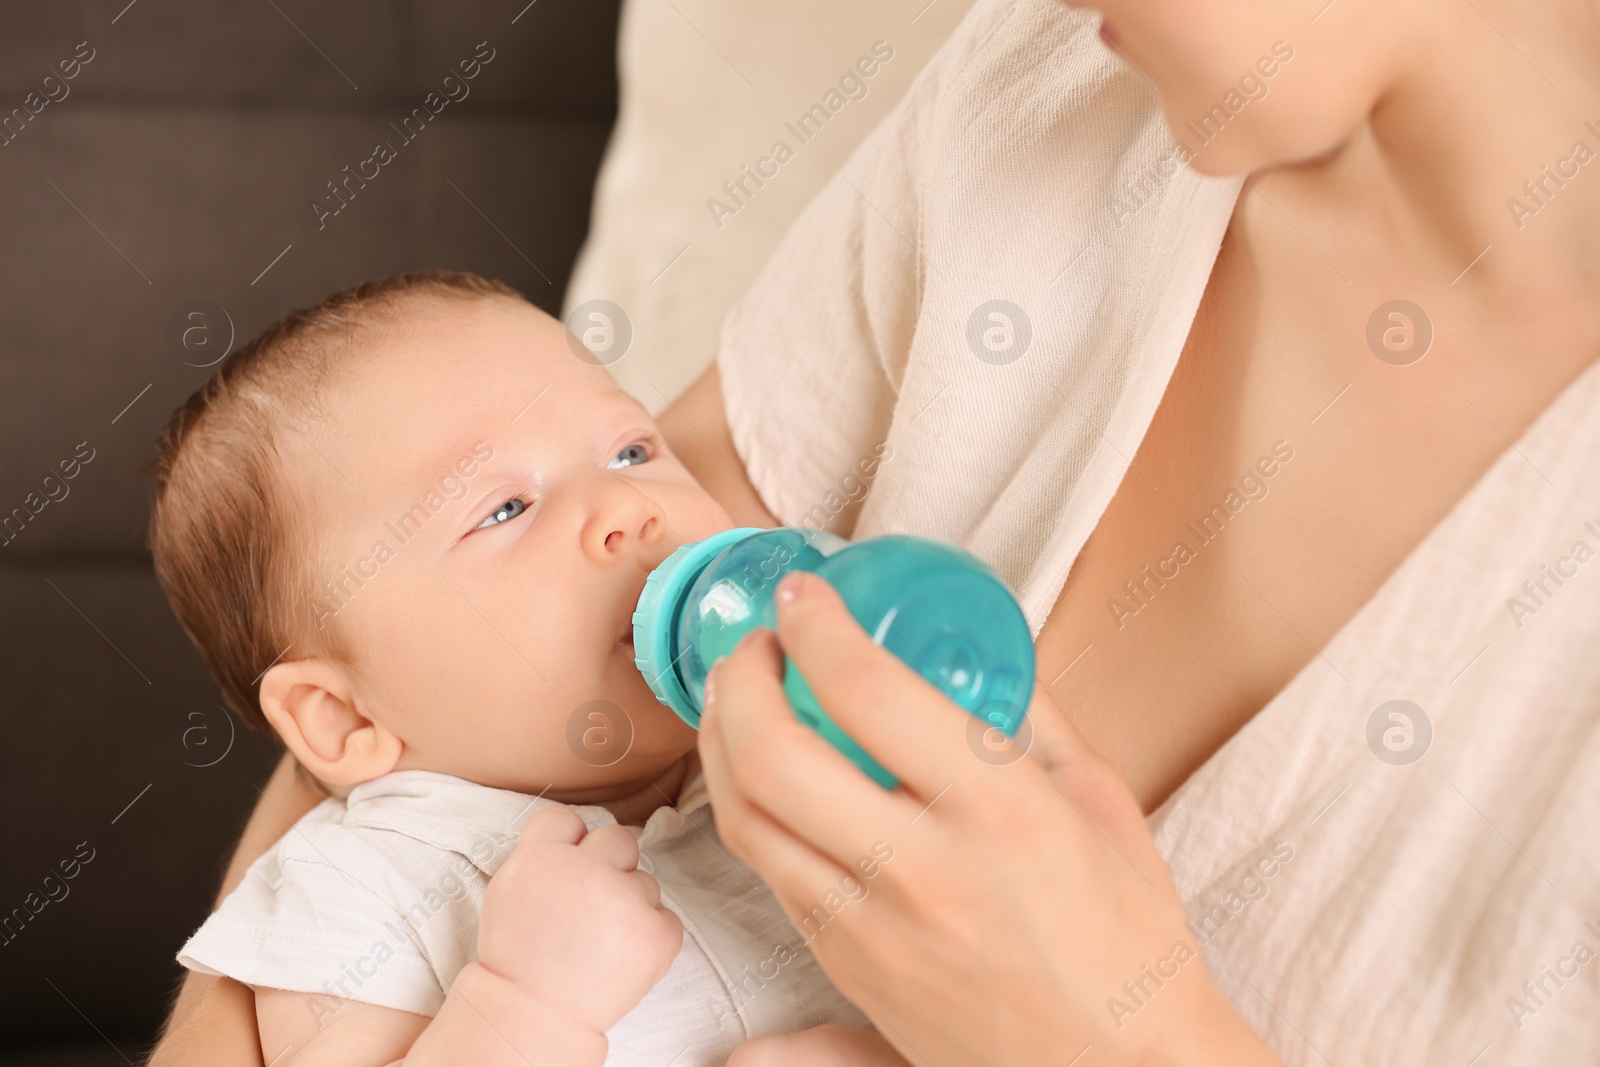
[{"x1": 631, "y1": 527, "x2": 1034, "y2": 787}]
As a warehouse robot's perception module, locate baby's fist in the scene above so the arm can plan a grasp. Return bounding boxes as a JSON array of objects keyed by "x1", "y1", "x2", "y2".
[{"x1": 478, "y1": 806, "x2": 683, "y2": 1035}]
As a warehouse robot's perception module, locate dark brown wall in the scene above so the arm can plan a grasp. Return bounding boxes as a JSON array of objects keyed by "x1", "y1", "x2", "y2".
[{"x1": 0, "y1": 2, "x2": 621, "y2": 1062}]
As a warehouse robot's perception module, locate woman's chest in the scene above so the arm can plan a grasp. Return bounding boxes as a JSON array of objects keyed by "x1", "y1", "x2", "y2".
[{"x1": 1032, "y1": 208, "x2": 1596, "y2": 811}]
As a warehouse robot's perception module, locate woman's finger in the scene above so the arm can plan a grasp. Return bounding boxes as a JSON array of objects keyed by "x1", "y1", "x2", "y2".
[
  {"x1": 1018, "y1": 681, "x2": 1101, "y2": 784},
  {"x1": 1021, "y1": 682, "x2": 1173, "y2": 885},
  {"x1": 699, "y1": 730, "x2": 850, "y2": 922},
  {"x1": 772, "y1": 571, "x2": 979, "y2": 800},
  {"x1": 702, "y1": 627, "x2": 912, "y2": 860}
]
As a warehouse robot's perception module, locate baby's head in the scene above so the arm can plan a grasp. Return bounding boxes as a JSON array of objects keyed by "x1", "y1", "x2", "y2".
[{"x1": 150, "y1": 272, "x2": 727, "y2": 799}]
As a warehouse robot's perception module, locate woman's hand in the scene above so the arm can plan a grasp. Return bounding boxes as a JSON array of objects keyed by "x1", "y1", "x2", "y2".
[{"x1": 698, "y1": 571, "x2": 1280, "y2": 1067}]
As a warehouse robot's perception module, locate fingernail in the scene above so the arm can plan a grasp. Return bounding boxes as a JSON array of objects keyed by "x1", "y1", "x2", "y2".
[
  {"x1": 776, "y1": 571, "x2": 807, "y2": 609},
  {"x1": 703, "y1": 667, "x2": 717, "y2": 708}
]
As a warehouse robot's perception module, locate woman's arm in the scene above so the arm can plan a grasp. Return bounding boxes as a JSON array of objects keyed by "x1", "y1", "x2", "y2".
[
  {"x1": 698, "y1": 571, "x2": 1283, "y2": 1067},
  {"x1": 148, "y1": 749, "x2": 324, "y2": 1066},
  {"x1": 231, "y1": 956, "x2": 614, "y2": 1067},
  {"x1": 657, "y1": 363, "x2": 777, "y2": 529}
]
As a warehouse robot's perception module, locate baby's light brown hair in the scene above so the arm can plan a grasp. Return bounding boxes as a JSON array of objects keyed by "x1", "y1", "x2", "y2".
[{"x1": 149, "y1": 270, "x2": 523, "y2": 736}]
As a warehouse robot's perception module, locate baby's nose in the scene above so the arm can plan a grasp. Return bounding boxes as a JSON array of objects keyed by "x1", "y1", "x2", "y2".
[
  {"x1": 604, "y1": 515, "x2": 660, "y2": 554},
  {"x1": 585, "y1": 490, "x2": 665, "y2": 562}
]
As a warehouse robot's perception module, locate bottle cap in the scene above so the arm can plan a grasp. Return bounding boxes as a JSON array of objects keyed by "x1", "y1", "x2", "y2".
[{"x1": 632, "y1": 527, "x2": 763, "y2": 726}]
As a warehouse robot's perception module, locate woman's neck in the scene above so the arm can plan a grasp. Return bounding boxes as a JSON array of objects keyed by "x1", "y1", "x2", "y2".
[{"x1": 1267, "y1": 1, "x2": 1600, "y2": 332}]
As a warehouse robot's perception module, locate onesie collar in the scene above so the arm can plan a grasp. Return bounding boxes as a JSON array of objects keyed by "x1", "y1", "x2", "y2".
[{"x1": 339, "y1": 758, "x2": 707, "y2": 878}]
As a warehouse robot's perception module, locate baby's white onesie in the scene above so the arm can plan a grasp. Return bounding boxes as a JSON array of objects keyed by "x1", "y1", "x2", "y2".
[{"x1": 177, "y1": 765, "x2": 870, "y2": 1064}]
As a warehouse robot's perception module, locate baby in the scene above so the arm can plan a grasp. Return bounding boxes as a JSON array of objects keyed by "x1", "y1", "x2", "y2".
[{"x1": 150, "y1": 272, "x2": 874, "y2": 1064}]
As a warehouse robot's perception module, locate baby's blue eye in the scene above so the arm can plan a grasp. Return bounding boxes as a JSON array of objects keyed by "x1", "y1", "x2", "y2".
[
  {"x1": 476, "y1": 498, "x2": 526, "y2": 529},
  {"x1": 609, "y1": 443, "x2": 651, "y2": 469}
]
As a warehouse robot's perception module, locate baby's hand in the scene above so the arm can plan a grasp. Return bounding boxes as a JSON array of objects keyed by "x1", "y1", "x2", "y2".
[{"x1": 477, "y1": 806, "x2": 684, "y2": 1035}]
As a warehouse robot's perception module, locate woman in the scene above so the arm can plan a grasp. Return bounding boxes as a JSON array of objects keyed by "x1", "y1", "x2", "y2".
[
  {"x1": 688, "y1": 0, "x2": 1600, "y2": 1061},
  {"x1": 152, "y1": 0, "x2": 1600, "y2": 1062}
]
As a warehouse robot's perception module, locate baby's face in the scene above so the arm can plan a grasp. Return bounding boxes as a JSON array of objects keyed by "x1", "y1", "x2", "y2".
[{"x1": 285, "y1": 296, "x2": 729, "y2": 796}]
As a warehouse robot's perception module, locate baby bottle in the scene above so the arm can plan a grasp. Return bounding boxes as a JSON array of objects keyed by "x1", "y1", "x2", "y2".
[{"x1": 631, "y1": 527, "x2": 1034, "y2": 787}]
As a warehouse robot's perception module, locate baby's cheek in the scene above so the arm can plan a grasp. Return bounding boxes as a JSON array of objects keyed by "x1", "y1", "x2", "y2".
[{"x1": 668, "y1": 483, "x2": 736, "y2": 541}]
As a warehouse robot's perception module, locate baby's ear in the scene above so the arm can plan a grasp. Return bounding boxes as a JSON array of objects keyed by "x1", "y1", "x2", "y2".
[{"x1": 259, "y1": 658, "x2": 403, "y2": 786}]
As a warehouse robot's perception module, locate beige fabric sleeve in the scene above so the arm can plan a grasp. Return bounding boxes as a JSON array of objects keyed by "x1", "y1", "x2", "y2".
[{"x1": 714, "y1": 65, "x2": 927, "y2": 538}]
